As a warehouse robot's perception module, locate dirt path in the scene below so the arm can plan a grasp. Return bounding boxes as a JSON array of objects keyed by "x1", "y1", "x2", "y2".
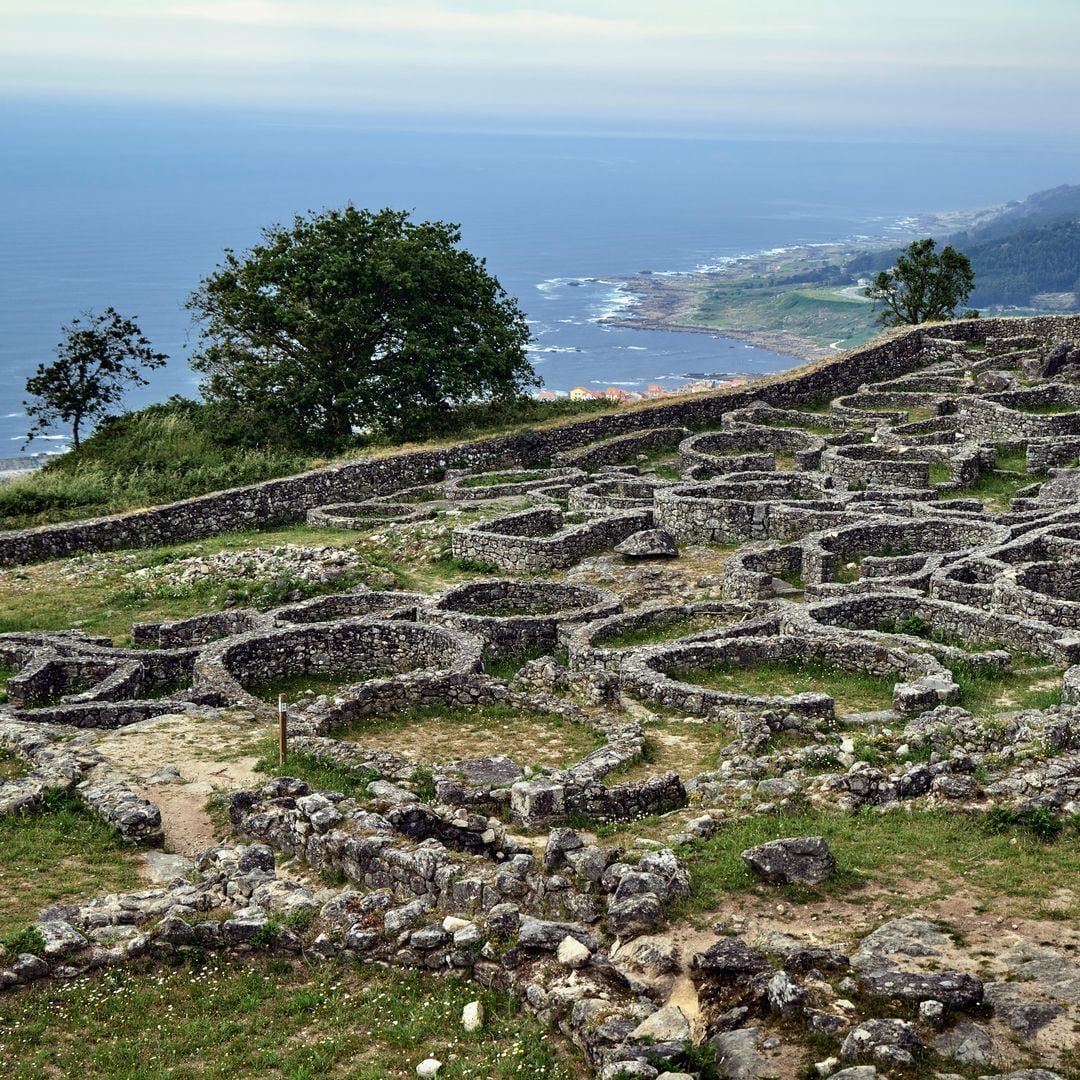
[{"x1": 90, "y1": 710, "x2": 267, "y2": 862}]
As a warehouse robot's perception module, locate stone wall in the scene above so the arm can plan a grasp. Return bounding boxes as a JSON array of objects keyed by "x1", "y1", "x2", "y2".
[
  {"x1": 419, "y1": 579, "x2": 622, "y2": 659},
  {"x1": 451, "y1": 507, "x2": 652, "y2": 572},
  {"x1": 193, "y1": 619, "x2": 483, "y2": 711},
  {"x1": 6, "y1": 315, "x2": 1079, "y2": 569}
]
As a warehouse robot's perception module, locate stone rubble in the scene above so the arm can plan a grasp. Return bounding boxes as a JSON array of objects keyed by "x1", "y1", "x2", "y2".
[{"x1": 3, "y1": 319, "x2": 1080, "y2": 1076}]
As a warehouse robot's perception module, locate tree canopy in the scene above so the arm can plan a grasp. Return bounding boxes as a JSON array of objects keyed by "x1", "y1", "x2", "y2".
[
  {"x1": 863, "y1": 238, "x2": 975, "y2": 326},
  {"x1": 186, "y1": 206, "x2": 538, "y2": 447},
  {"x1": 23, "y1": 308, "x2": 166, "y2": 450}
]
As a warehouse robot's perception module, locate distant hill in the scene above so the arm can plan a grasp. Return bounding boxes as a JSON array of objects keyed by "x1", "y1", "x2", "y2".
[
  {"x1": 846, "y1": 184, "x2": 1080, "y2": 311},
  {"x1": 960, "y1": 218, "x2": 1080, "y2": 308},
  {"x1": 964, "y1": 184, "x2": 1080, "y2": 241}
]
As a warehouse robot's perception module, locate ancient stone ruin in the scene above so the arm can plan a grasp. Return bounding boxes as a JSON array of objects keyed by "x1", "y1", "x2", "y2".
[{"x1": 3, "y1": 316, "x2": 1080, "y2": 1078}]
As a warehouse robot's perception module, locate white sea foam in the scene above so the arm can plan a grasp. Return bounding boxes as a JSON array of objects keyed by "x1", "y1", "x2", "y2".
[
  {"x1": 535, "y1": 276, "x2": 598, "y2": 293},
  {"x1": 591, "y1": 380, "x2": 642, "y2": 386},
  {"x1": 588, "y1": 282, "x2": 642, "y2": 322},
  {"x1": 4, "y1": 413, "x2": 24, "y2": 419}
]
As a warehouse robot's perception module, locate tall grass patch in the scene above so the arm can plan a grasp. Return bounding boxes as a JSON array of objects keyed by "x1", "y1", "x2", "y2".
[
  {"x1": 0, "y1": 790, "x2": 141, "y2": 937},
  {"x1": 0, "y1": 957, "x2": 583, "y2": 1079}
]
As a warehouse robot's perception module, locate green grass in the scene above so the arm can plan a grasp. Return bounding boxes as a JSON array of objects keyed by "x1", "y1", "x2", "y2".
[
  {"x1": 0, "y1": 394, "x2": 619, "y2": 531},
  {"x1": 763, "y1": 418, "x2": 841, "y2": 435},
  {"x1": 0, "y1": 748, "x2": 29, "y2": 781},
  {"x1": 0, "y1": 515, "x2": 512, "y2": 645},
  {"x1": 0, "y1": 402, "x2": 310, "y2": 530},
  {"x1": 933, "y1": 443, "x2": 1033, "y2": 512},
  {"x1": 0, "y1": 790, "x2": 141, "y2": 938},
  {"x1": 605, "y1": 444, "x2": 683, "y2": 479},
  {"x1": 833, "y1": 543, "x2": 912, "y2": 583},
  {"x1": 666, "y1": 660, "x2": 896, "y2": 714},
  {"x1": 875, "y1": 615, "x2": 1012, "y2": 655},
  {"x1": 694, "y1": 281, "x2": 879, "y2": 350},
  {"x1": 774, "y1": 568, "x2": 805, "y2": 590},
  {"x1": 482, "y1": 647, "x2": 554, "y2": 681},
  {"x1": 595, "y1": 613, "x2": 733, "y2": 649},
  {"x1": 0, "y1": 956, "x2": 583, "y2": 1079},
  {"x1": 458, "y1": 470, "x2": 550, "y2": 488},
  {"x1": 468, "y1": 602, "x2": 563, "y2": 617},
  {"x1": 673, "y1": 807, "x2": 1080, "y2": 918},
  {"x1": 794, "y1": 399, "x2": 834, "y2": 414},
  {"x1": 947, "y1": 660, "x2": 1064, "y2": 717},
  {"x1": 392, "y1": 488, "x2": 442, "y2": 504},
  {"x1": 993, "y1": 443, "x2": 1028, "y2": 472},
  {"x1": 607, "y1": 719, "x2": 734, "y2": 783},
  {"x1": 254, "y1": 742, "x2": 379, "y2": 800},
  {"x1": 0, "y1": 525, "x2": 385, "y2": 644},
  {"x1": 0, "y1": 662, "x2": 13, "y2": 704},
  {"x1": 332, "y1": 704, "x2": 603, "y2": 773},
  {"x1": 247, "y1": 669, "x2": 397, "y2": 706},
  {"x1": 940, "y1": 467, "x2": 1046, "y2": 512},
  {"x1": 928, "y1": 462, "x2": 951, "y2": 484}
]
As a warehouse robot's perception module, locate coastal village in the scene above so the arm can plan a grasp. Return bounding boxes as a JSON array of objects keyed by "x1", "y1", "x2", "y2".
[{"x1": 546, "y1": 376, "x2": 756, "y2": 405}]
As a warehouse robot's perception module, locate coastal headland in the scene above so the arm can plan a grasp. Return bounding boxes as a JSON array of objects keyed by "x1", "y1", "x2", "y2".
[{"x1": 597, "y1": 202, "x2": 1016, "y2": 359}]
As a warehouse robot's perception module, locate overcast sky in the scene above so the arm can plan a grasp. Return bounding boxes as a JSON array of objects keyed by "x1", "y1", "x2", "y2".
[{"x1": 1, "y1": 0, "x2": 1078, "y2": 135}]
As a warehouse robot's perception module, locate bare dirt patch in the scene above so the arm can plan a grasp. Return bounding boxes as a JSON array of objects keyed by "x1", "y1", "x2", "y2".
[
  {"x1": 608, "y1": 715, "x2": 731, "y2": 784},
  {"x1": 91, "y1": 710, "x2": 267, "y2": 859},
  {"x1": 339, "y1": 708, "x2": 601, "y2": 772}
]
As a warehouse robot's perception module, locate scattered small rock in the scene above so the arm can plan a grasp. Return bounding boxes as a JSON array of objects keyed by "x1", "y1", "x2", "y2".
[{"x1": 461, "y1": 1000, "x2": 484, "y2": 1033}]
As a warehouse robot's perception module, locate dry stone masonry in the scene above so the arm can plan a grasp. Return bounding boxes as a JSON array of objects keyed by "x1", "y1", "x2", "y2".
[{"x1": 5, "y1": 316, "x2": 1080, "y2": 1078}]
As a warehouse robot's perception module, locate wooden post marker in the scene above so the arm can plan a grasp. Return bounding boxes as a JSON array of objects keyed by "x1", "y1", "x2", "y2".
[{"x1": 278, "y1": 694, "x2": 287, "y2": 766}]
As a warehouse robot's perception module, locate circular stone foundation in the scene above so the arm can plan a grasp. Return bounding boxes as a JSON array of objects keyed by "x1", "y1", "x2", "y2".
[
  {"x1": 620, "y1": 632, "x2": 936, "y2": 723},
  {"x1": 444, "y1": 467, "x2": 586, "y2": 501},
  {"x1": 306, "y1": 501, "x2": 438, "y2": 528},
  {"x1": 568, "y1": 477, "x2": 670, "y2": 513},
  {"x1": 568, "y1": 601, "x2": 778, "y2": 671},
  {"x1": 193, "y1": 619, "x2": 483, "y2": 708},
  {"x1": 420, "y1": 579, "x2": 622, "y2": 659},
  {"x1": 272, "y1": 590, "x2": 425, "y2": 625}
]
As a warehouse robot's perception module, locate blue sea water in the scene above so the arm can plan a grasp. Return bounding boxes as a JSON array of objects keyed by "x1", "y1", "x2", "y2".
[{"x1": 2, "y1": 101, "x2": 1080, "y2": 458}]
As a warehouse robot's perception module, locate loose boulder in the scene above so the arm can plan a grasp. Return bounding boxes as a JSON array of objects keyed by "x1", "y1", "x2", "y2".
[
  {"x1": 615, "y1": 529, "x2": 679, "y2": 558},
  {"x1": 740, "y1": 836, "x2": 836, "y2": 886}
]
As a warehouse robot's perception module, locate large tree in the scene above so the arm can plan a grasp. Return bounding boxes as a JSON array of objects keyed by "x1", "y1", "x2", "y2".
[
  {"x1": 863, "y1": 237, "x2": 975, "y2": 326},
  {"x1": 187, "y1": 206, "x2": 537, "y2": 445},
  {"x1": 23, "y1": 308, "x2": 166, "y2": 450}
]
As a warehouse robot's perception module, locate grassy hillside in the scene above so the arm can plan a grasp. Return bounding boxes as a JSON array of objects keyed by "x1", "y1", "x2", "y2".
[
  {"x1": 0, "y1": 396, "x2": 615, "y2": 531},
  {"x1": 846, "y1": 184, "x2": 1080, "y2": 311},
  {"x1": 695, "y1": 280, "x2": 879, "y2": 349}
]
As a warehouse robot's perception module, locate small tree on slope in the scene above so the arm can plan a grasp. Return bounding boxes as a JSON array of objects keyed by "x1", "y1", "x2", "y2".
[
  {"x1": 23, "y1": 308, "x2": 167, "y2": 450},
  {"x1": 864, "y1": 237, "x2": 975, "y2": 326}
]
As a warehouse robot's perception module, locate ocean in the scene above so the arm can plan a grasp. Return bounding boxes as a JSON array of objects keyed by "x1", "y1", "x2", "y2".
[{"x1": 3, "y1": 100, "x2": 1080, "y2": 458}]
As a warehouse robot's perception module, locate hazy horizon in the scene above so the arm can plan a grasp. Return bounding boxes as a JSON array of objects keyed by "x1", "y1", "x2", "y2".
[{"x1": 2, "y1": 1, "x2": 1078, "y2": 139}]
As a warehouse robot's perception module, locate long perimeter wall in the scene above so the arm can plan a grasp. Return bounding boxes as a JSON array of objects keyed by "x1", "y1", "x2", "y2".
[{"x1": 2, "y1": 315, "x2": 1080, "y2": 568}]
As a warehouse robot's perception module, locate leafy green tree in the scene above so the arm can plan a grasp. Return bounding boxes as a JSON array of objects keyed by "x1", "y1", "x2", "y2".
[
  {"x1": 23, "y1": 308, "x2": 166, "y2": 450},
  {"x1": 863, "y1": 238, "x2": 975, "y2": 326},
  {"x1": 186, "y1": 206, "x2": 537, "y2": 446}
]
